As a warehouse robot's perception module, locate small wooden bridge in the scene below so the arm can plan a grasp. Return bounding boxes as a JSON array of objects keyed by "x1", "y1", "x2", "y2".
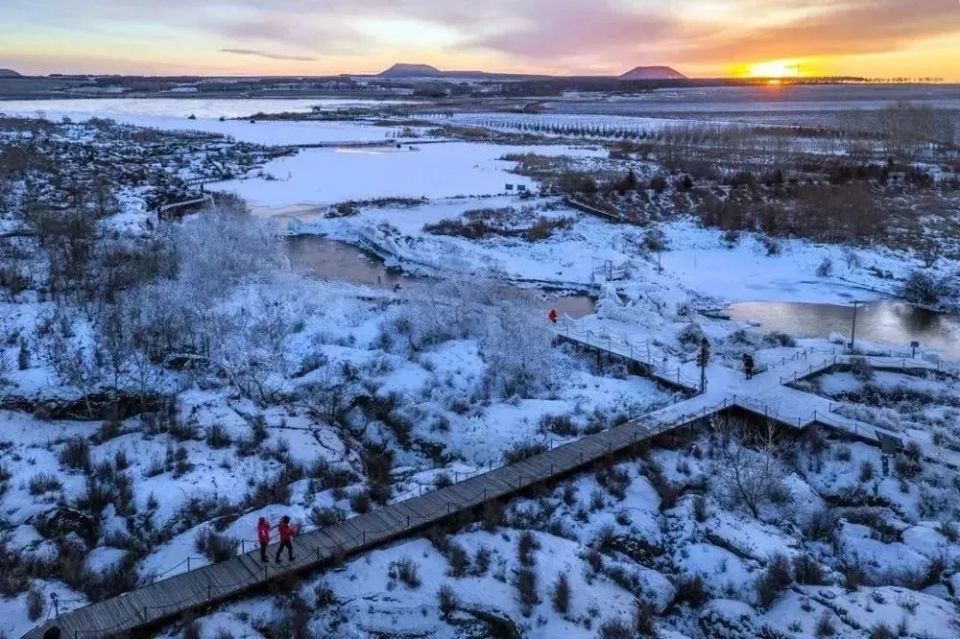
[{"x1": 24, "y1": 320, "x2": 955, "y2": 639}]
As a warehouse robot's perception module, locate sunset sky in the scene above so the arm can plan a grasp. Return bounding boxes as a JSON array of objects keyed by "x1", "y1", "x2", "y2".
[{"x1": 2, "y1": 0, "x2": 958, "y2": 79}]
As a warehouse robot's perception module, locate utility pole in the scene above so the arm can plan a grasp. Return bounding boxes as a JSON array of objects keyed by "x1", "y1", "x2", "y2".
[
  {"x1": 849, "y1": 300, "x2": 860, "y2": 352},
  {"x1": 697, "y1": 337, "x2": 710, "y2": 394}
]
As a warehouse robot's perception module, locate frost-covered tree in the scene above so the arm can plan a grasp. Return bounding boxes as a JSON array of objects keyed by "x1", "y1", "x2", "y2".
[{"x1": 714, "y1": 420, "x2": 790, "y2": 520}]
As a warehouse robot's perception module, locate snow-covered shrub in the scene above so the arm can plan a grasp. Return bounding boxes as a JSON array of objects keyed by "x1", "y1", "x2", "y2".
[
  {"x1": 59, "y1": 437, "x2": 91, "y2": 471},
  {"x1": 502, "y1": 440, "x2": 549, "y2": 465},
  {"x1": 839, "y1": 557, "x2": 866, "y2": 591},
  {"x1": 379, "y1": 302, "x2": 456, "y2": 353},
  {"x1": 25, "y1": 587, "x2": 44, "y2": 621},
  {"x1": 480, "y1": 306, "x2": 558, "y2": 398},
  {"x1": 763, "y1": 331, "x2": 796, "y2": 348},
  {"x1": 550, "y1": 572, "x2": 571, "y2": 614},
  {"x1": 598, "y1": 617, "x2": 633, "y2": 639},
  {"x1": 204, "y1": 424, "x2": 231, "y2": 449},
  {"x1": 445, "y1": 542, "x2": 470, "y2": 578},
  {"x1": 816, "y1": 257, "x2": 834, "y2": 277},
  {"x1": 514, "y1": 566, "x2": 539, "y2": 615},
  {"x1": 28, "y1": 473, "x2": 61, "y2": 495},
  {"x1": 482, "y1": 500, "x2": 503, "y2": 531},
  {"x1": 309, "y1": 506, "x2": 346, "y2": 529},
  {"x1": 899, "y1": 270, "x2": 948, "y2": 306},
  {"x1": 539, "y1": 413, "x2": 577, "y2": 436},
  {"x1": 17, "y1": 339, "x2": 29, "y2": 370},
  {"x1": 194, "y1": 528, "x2": 239, "y2": 563},
  {"x1": 761, "y1": 236, "x2": 781, "y2": 255},
  {"x1": 517, "y1": 531, "x2": 540, "y2": 567},
  {"x1": 170, "y1": 204, "x2": 286, "y2": 300},
  {"x1": 645, "y1": 462, "x2": 679, "y2": 511},
  {"x1": 390, "y1": 557, "x2": 421, "y2": 589},
  {"x1": 314, "y1": 581, "x2": 336, "y2": 608},
  {"x1": 596, "y1": 465, "x2": 631, "y2": 500},
  {"x1": 672, "y1": 574, "x2": 709, "y2": 608},
  {"x1": 849, "y1": 356, "x2": 874, "y2": 382},
  {"x1": 678, "y1": 323, "x2": 705, "y2": 351},
  {"x1": 793, "y1": 554, "x2": 828, "y2": 585},
  {"x1": 868, "y1": 622, "x2": 897, "y2": 639},
  {"x1": 723, "y1": 228, "x2": 741, "y2": 247},
  {"x1": 349, "y1": 490, "x2": 371, "y2": 514},
  {"x1": 894, "y1": 453, "x2": 921, "y2": 478},
  {"x1": 363, "y1": 446, "x2": 393, "y2": 505},
  {"x1": 692, "y1": 495, "x2": 708, "y2": 522},
  {"x1": 755, "y1": 553, "x2": 792, "y2": 609},
  {"x1": 437, "y1": 584, "x2": 459, "y2": 618}
]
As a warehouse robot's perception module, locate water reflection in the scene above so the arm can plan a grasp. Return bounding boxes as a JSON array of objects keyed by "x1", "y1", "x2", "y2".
[{"x1": 728, "y1": 300, "x2": 960, "y2": 359}]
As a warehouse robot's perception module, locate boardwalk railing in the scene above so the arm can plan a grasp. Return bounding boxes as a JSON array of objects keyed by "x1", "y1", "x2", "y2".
[
  {"x1": 779, "y1": 352, "x2": 944, "y2": 384},
  {"x1": 553, "y1": 317, "x2": 700, "y2": 392}
]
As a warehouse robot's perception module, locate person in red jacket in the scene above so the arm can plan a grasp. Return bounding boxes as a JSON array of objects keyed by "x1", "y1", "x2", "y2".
[
  {"x1": 257, "y1": 517, "x2": 271, "y2": 562},
  {"x1": 275, "y1": 515, "x2": 296, "y2": 562}
]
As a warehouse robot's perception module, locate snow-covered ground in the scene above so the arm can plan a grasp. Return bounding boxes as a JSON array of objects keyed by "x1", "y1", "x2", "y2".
[
  {"x1": 216, "y1": 143, "x2": 604, "y2": 209},
  {"x1": 2, "y1": 100, "x2": 959, "y2": 639},
  {"x1": 289, "y1": 195, "x2": 946, "y2": 310}
]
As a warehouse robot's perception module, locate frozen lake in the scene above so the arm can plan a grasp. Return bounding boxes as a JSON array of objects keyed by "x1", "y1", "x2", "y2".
[
  {"x1": 729, "y1": 300, "x2": 960, "y2": 359},
  {"x1": 0, "y1": 98, "x2": 412, "y2": 145},
  {"x1": 0, "y1": 97, "x2": 407, "y2": 120},
  {"x1": 219, "y1": 142, "x2": 605, "y2": 209}
]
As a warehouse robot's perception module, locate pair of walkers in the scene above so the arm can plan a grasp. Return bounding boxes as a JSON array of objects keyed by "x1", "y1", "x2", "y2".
[{"x1": 257, "y1": 515, "x2": 297, "y2": 563}]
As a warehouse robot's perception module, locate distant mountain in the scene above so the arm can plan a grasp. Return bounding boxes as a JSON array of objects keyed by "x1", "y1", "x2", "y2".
[
  {"x1": 378, "y1": 63, "x2": 443, "y2": 78},
  {"x1": 0, "y1": 68, "x2": 22, "y2": 78},
  {"x1": 375, "y1": 62, "x2": 688, "y2": 82},
  {"x1": 619, "y1": 66, "x2": 686, "y2": 80}
]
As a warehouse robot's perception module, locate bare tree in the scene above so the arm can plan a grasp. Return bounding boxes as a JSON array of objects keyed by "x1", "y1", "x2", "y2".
[{"x1": 714, "y1": 419, "x2": 789, "y2": 520}]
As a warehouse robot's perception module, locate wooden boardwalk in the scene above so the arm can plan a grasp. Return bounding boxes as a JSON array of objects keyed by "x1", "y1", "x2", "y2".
[
  {"x1": 24, "y1": 322, "x2": 954, "y2": 638},
  {"x1": 553, "y1": 317, "x2": 701, "y2": 392},
  {"x1": 25, "y1": 408, "x2": 713, "y2": 639}
]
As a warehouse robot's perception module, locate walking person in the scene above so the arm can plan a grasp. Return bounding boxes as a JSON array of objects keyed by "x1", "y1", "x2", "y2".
[
  {"x1": 257, "y1": 516, "x2": 271, "y2": 563},
  {"x1": 275, "y1": 515, "x2": 296, "y2": 562},
  {"x1": 742, "y1": 353, "x2": 755, "y2": 380}
]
